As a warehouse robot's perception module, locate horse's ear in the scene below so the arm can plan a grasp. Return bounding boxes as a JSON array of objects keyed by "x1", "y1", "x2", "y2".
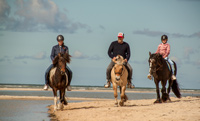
[{"x1": 149, "y1": 52, "x2": 151, "y2": 56}]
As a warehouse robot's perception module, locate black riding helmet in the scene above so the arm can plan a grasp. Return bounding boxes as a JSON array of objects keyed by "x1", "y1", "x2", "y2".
[
  {"x1": 161, "y1": 35, "x2": 168, "y2": 41},
  {"x1": 57, "y1": 35, "x2": 64, "y2": 41}
]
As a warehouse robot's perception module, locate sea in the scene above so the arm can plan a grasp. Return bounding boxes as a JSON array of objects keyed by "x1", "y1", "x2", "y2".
[{"x1": 0, "y1": 84, "x2": 199, "y2": 121}]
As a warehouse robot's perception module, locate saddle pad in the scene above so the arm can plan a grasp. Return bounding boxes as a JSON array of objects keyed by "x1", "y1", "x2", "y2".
[{"x1": 165, "y1": 60, "x2": 172, "y2": 72}]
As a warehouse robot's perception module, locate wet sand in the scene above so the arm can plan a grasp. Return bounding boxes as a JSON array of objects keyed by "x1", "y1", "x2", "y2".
[
  {"x1": 0, "y1": 88, "x2": 200, "y2": 121},
  {"x1": 48, "y1": 96, "x2": 200, "y2": 121}
]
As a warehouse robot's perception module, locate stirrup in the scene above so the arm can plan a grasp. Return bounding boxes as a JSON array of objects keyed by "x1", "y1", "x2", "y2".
[{"x1": 127, "y1": 82, "x2": 135, "y2": 89}]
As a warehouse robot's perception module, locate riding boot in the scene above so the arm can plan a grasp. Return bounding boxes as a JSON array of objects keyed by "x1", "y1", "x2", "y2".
[
  {"x1": 43, "y1": 84, "x2": 49, "y2": 90},
  {"x1": 66, "y1": 66, "x2": 72, "y2": 91},
  {"x1": 104, "y1": 79, "x2": 111, "y2": 88},
  {"x1": 127, "y1": 79, "x2": 135, "y2": 89},
  {"x1": 147, "y1": 73, "x2": 152, "y2": 80},
  {"x1": 171, "y1": 65, "x2": 176, "y2": 80},
  {"x1": 44, "y1": 64, "x2": 53, "y2": 90}
]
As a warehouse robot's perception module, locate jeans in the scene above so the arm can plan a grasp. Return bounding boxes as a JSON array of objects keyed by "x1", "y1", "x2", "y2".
[
  {"x1": 164, "y1": 57, "x2": 174, "y2": 74},
  {"x1": 106, "y1": 61, "x2": 132, "y2": 81},
  {"x1": 45, "y1": 64, "x2": 72, "y2": 86}
]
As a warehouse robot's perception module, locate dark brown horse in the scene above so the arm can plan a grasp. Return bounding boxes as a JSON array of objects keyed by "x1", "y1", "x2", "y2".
[
  {"x1": 148, "y1": 52, "x2": 181, "y2": 103},
  {"x1": 49, "y1": 52, "x2": 71, "y2": 111}
]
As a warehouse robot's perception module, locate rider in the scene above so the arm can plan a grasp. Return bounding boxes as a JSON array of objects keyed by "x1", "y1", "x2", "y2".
[
  {"x1": 104, "y1": 32, "x2": 135, "y2": 89},
  {"x1": 148, "y1": 35, "x2": 176, "y2": 80},
  {"x1": 43, "y1": 35, "x2": 73, "y2": 91}
]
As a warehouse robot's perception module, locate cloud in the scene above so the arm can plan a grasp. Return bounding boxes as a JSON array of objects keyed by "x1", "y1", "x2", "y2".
[
  {"x1": 194, "y1": 59, "x2": 200, "y2": 66},
  {"x1": 72, "y1": 50, "x2": 88, "y2": 59},
  {"x1": 99, "y1": 25, "x2": 105, "y2": 30},
  {"x1": 170, "y1": 56, "x2": 182, "y2": 65},
  {"x1": 89, "y1": 55, "x2": 103, "y2": 60},
  {"x1": 0, "y1": 0, "x2": 91, "y2": 33},
  {"x1": 72, "y1": 50, "x2": 102, "y2": 60},
  {"x1": 183, "y1": 47, "x2": 195, "y2": 60},
  {"x1": 133, "y1": 29, "x2": 166, "y2": 37},
  {"x1": 15, "y1": 52, "x2": 47, "y2": 60},
  {"x1": 133, "y1": 29, "x2": 200, "y2": 38},
  {"x1": 0, "y1": 56, "x2": 12, "y2": 63}
]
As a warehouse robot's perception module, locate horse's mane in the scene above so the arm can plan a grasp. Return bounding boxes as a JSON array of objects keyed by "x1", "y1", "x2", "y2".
[
  {"x1": 53, "y1": 53, "x2": 71, "y2": 66},
  {"x1": 63, "y1": 52, "x2": 71, "y2": 63},
  {"x1": 150, "y1": 53, "x2": 165, "y2": 66},
  {"x1": 114, "y1": 55, "x2": 125, "y2": 65}
]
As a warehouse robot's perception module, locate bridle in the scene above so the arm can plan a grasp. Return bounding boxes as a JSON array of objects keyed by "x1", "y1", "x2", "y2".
[
  {"x1": 149, "y1": 58, "x2": 163, "y2": 74},
  {"x1": 114, "y1": 64, "x2": 125, "y2": 77}
]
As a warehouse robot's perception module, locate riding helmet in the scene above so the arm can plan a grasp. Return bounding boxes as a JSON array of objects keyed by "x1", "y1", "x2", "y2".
[
  {"x1": 161, "y1": 35, "x2": 168, "y2": 40},
  {"x1": 57, "y1": 35, "x2": 64, "y2": 41}
]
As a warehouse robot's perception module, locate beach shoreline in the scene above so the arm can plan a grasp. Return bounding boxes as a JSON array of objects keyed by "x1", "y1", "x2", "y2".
[
  {"x1": 0, "y1": 87, "x2": 200, "y2": 121},
  {"x1": 48, "y1": 97, "x2": 200, "y2": 121},
  {"x1": 0, "y1": 87, "x2": 200, "y2": 94}
]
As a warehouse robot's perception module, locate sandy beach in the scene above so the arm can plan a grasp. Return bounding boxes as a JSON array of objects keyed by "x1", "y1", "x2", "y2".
[
  {"x1": 48, "y1": 96, "x2": 200, "y2": 121},
  {"x1": 0, "y1": 87, "x2": 200, "y2": 121}
]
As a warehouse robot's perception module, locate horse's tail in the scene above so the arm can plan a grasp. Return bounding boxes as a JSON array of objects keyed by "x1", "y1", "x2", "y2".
[
  {"x1": 171, "y1": 79, "x2": 181, "y2": 98},
  {"x1": 172, "y1": 60, "x2": 177, "y2": 76}
]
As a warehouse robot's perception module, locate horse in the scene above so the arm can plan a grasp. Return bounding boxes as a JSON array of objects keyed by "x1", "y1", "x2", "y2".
[
  {"x1": 148, "y1": 52, "x2": 181, "y2": 103},
  {"x1": 111, "y1": 55, "x2": 128, "y2": 106},
  {"x1": 49, "y1": 52, "x2": 71, "y2": 111}
]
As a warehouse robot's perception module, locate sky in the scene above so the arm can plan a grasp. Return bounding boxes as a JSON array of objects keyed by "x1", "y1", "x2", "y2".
[{"x1": 0, "y1": 0, "x2": 200, "y2": 89}]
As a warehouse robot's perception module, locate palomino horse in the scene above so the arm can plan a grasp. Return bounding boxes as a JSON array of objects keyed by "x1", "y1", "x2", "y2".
[
  {"x1": 111, "y1": 55, "x2": 128, "y2": 106},
  {"x1": 148, "y1": 52, "x2": 181, "y2": 103},
  {"x1": 49, "y1": 52, "x2": 71, "y2": 111}
]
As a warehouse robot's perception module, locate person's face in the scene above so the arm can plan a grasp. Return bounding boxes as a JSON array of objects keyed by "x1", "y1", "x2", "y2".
[
  {"x1": 58, "y1": 40, "x2": 64, "y2": 46},
  {"x1": 162, "y1": 39, "x2": 167, "y2": 44},
  {"x1": 118, "y1": 37, "x2": 124, "y2": 44}
]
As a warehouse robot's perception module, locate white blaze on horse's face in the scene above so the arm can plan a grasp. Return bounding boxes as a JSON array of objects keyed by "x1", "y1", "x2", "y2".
[{"x1": 149, "y1": 59, "x2": 155, "y2": 74}]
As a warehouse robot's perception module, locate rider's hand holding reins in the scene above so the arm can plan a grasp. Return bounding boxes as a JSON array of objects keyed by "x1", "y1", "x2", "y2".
[{"x1": 112, "y1": 57, "x2": 117, "y2": 62}]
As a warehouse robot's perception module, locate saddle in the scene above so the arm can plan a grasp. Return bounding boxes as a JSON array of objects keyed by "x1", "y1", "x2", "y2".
[{"x1": 165, "y1": 60, "x2": 172, "y2": 73}]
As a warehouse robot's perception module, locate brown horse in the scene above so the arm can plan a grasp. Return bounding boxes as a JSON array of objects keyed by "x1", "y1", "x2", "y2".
[
  {"x1": 148, "y1": 52, "x2": 181, "y2": 103},
  {"x1": 111, "y1": 55, "x2": 128, "y2": 106},
  {"x1": 49, "y1": 52, "x2": 71, "y2": 111}
]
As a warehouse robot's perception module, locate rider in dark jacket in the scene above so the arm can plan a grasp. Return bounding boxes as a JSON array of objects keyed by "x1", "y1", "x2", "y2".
[
  {"x1": 104, "y1": 32, "x2": 134, "y2": 89},
  {"x1": 43, "y1": 35, "x2": 72, "y2": 91}
]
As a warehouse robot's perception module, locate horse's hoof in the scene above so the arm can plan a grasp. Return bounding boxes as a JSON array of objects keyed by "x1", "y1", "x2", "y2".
[
  {"x1": 64, "y1": 101, "x2": 68, "y2": 105},
  {"x1": 154, "y1": 100, "x2": 162, "y2": 103},
  {"x1": 119, "y1": 101, "x2": 124, "y2": 106},
  {"x1": 114, "y1": 102, "x2": 118, "y2": 107},
  {"x1": 162, "y1": 93, "x2": 169, "y2": 102},
  {"x1": 124, "y1": 95, "x2": 128, "y2": 102}
]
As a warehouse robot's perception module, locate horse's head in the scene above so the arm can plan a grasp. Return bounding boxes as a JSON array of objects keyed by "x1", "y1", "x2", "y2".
[
  {"x1": 113, "y1": 55, "x2": 125, "y2": 81},
  {"x1": 53, "y1": 52, "x2": 71, "y2": 75},
  {"x1": 114, "y1": 64, "x2": 124, "y2": 81},
  {"x1": 148, "y1": 52, "x2": 163, "y2": 74}
]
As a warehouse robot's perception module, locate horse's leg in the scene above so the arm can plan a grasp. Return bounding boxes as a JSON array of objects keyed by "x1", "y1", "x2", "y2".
[
  {"x1": 154, "y1": 80, "x2": 161, "y2": 103},
  {"x1": 119, "y1": 86, "x2": 126, "y2": 106},
  {"x1": 113, "y1": 85, "x2": 118, "y2": 106},
  {"x1": 161, "y1": 80, "x2": 169, "y2": 102},
  {"x1": 167, "y1": 79, "x2": 173, "y2": 101},
  {"x1": 53, "y1": 89, "x2": 57, "y2": 111},
  {"x1": 58, "y1": 89, "x2": 66, "y2": 110}
]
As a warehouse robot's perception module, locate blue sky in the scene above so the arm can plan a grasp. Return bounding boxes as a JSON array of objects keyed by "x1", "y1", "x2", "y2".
[{"x1": 0, "y1": 0, "x2": 200, "y2": 89}]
